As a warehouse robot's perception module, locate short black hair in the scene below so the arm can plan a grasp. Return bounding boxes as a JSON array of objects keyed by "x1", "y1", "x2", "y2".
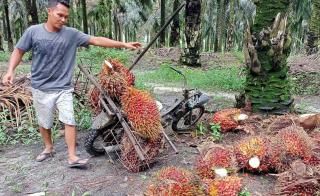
[{"x1": 47, "y1": 0, "x2": 70, "y2": 8}]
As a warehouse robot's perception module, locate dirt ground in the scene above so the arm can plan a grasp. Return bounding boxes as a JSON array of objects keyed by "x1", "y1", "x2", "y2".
[{"x1": 0, "y1": 49, "x2": 319, "y2": 195}]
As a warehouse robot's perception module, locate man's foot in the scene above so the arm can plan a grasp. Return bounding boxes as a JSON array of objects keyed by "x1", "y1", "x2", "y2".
[
  {"x1": 68, "y1": 158, "x2": 89, "y2": 169},
  {"x1": 36, "y1": 151, "x2": 54, "y2": 162}
]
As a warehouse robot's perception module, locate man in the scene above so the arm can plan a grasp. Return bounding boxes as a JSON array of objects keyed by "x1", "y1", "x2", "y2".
[{"x1": 2, "y1": 0, "x2": 141, "y2": 168}]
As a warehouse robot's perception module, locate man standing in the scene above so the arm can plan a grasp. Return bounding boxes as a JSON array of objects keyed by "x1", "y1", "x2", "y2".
[{"x1": 2, "y1": 0, "x2": 141, "y2": 168}]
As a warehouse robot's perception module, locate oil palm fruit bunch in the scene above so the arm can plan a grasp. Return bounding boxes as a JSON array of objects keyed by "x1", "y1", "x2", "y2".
[
  {"x1": 234, "y1": 135, "x2": 271, "y2": 172},
  {"x1": 270, "y1": 126, "x2": 315, "y2": 172},
  {"x1": 203, "y1": 176, "x2": 243, "y2": 196},
  {"x1": 88, "y1": 86, "x2": 101, "y2": 115},
  {"x1": 121, "y1": 87, "x2": 162, "y2": 140},
  {"x1": 120, "y1": 133, "x2": 163, "y2": 173},
  {"x1": 212, "y1": 108, "x2": 241, "y2": 132},
  {"x1": 195, "y1": 145, "x2": 238, "y2": 179},
  {"x1": 306, "y1": 131, "x2": 320, "y2": 166},
  {"x1": 98, "y1": 63, "x2": 129, "y2": 99},
  {"x1": 108, "y1": 59, "x2": 135, "y2": 85},
  {"x1": 265, "y1": 114, "x2": 297, "y2": 135},
  {"x1": 145, "y1": 166, "x2": 204, "y2": 196}
]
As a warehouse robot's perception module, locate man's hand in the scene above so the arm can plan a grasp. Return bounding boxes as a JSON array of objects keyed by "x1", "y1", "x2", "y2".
[
  {"x1": 2, "y1": 71, "x2": 14, "y2": 85},
  {"x1": 123, "y1": 42, "x2": 142, "y2": 50}
]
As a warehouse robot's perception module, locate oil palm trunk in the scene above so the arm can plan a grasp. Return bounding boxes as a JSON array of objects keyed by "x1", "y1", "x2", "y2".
[
  {"x1": 24, "y1": 0, "x2": 39, "y2": 26},
  {"x1": 306, "y1": 0, "x2": 320, "y2": 55},
  {"x1": 81, "y1": 0, "x2": 88, "y2": 34},
  {"x1": 170, "y1": 0, "x2": 180, "y2": 46},
  {"x1": 0, "y1": 33, "x2": 3, "y2": 51},
  {"x1": 180, "y1": 0, "x2": 202, "y2": 67},
  {"x1": 4, "y1": 0, "x2": 13, "y2": 52},
  {"x1": 226, "y1": 0, "x2": 235, "y2": 51},
  {"x1": 160, "y1": 0, "x2": 166, "y2": 46},
  {"x1": 243, "y1": 0, "x2": 293, "y2": 114}
]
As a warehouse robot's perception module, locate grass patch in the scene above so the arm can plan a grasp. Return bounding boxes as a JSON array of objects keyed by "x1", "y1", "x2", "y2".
[
  {"x1": 0, "y1": 51, "x2": 10, "y2": 62},
  {"x1": 134, "y1": 63, "x2": 245, "y2": 92},
  {"x1": 231, "y1": 50, "x2": 245, "y2": 64},
  {"x1": 0, "y1": 51, "x2": 32, "y2": 62},
  {"x1": 77, "y1": 47, "x2": 133, "y2": 65},
  {"x1": 0, "y1": 98, "x2": 92, "y2": 146},
  {"x1": 290, "y1": 72, "x2": 320, "y2": 95}
]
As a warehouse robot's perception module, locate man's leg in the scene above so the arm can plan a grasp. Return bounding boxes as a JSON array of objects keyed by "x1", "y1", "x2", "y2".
[
  {"x1": 64, "y1": 124, "x2": 87, "y2": 164},
  {"x1": 32, "y1": 88, "x2": 56, "y2": 162},
  {"x1": 56, "y1": 89, "x2": 88, "y2": 165},
  {"x1": 39, "y1": 126, "x2": 53, "y2": 153}
]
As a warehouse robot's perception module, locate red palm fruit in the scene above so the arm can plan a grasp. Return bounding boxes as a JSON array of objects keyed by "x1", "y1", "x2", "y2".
[
  {"x1": 145, "y1": 167, "x2": 205, "y2": 196},
  {"x1": 99, "y1": 69, "x2": 129, "y2": 99},
  {"x1": 269, "y1": 126, "x2": 315, "y2": 172},
  {"x1": 120, "y1": 133, "x2": 163, "y2": 173},
  {"x1": 108, "y1": 59, "x2": 135, "y2": 85},
  {"x1": 305, "y1": 132, "x2": 320, "y2": 166},
  {"x1": 212, "y1": 108, "x2": 240, "y2": 132},
  {"x1": 206, "y1": 176, "x2": 243, "y2": 196},
  {"x1": 121, "y1": 87, "x2": 162, "y2": 140},
  {"x1": 88, "y1": 86, "x2": 101, "y2": 115},
  {"x1": 195, "y1": 145, "x2": 238, "y2": 179},
  {"x1": 201, "y1": 178, "x2": 214, "y2": 194},
  {"x1": 265, "y1": 115, "x2": 297, "y2": 135},
  {"x1": 234, "y1": 136, "x2": 271, "y2": 172}
]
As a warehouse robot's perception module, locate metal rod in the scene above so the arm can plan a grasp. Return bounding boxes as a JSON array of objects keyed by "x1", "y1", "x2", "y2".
[
  {"x1": 161, "y1": 129, "x2": 179, "y2": 154},
  {"x1": 99, "y1": 96, "x2": 114, "y2": 117},
  {"x1": 78, "y1": 64, "x2": 146, "y2": 161},
  {"x1": 129, "y1": 2, "x2": 186, "y2": 71}
]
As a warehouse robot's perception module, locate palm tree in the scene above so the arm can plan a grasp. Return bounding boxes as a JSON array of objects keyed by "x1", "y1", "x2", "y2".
[
  {"x1": 213, "y1": 0, "x2": 221, "y2": 52},
  {"x1": 290, "y1": 0, "x2": 311, "y2": 54},
  {"x1": 3, "y1": 0, "x2": 13, "y2": 51},
  {"x1": 170, "y1": 0, "x2": 180, "y2": 46},
  {"x1": 180, "y1": 0, "x2": 202, "y2": 67},
  {"x1": 226, "y1": 0, "x2": 235, "y2": 51},
  {"x1": 23, "y1": 0, "x2": 39, "y2": 26},
  {"x1": 10, "y1": 0, "x2": 27, "y2": 42},
  {"x1": 87, "y1": 0, "x2": 109, "y2": 36},
  {"x1": 243, "y1": 0, "x2": 293, "y2": 114},
  {"x1": 306, "y1": 0, "x2": 320, "y2": 55},
  {"x1": 81, "y1": 0, "x2": 88, "y2": 34},
  {"x1": 159, "y1": 0, "x2": 165, "y2": 46},
  {"x1": 201, "y1": 0, "x2": 216, "y2": 51}
]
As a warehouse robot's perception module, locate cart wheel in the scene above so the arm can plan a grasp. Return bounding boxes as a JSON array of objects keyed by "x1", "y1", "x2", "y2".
[
  {"x1": 172, "y1": 105, "x2": 205, "y2": 133},
  {"x1": 84, "y1": 128, "x2": 105, "y2": 156}
]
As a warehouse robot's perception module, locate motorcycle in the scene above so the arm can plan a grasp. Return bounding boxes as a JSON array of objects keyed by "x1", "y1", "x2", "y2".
[{"x1": 84, "y1": 66, "x2": 210, "y2": 156}]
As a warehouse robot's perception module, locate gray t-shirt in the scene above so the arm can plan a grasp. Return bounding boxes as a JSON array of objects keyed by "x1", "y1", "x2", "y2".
[{"x1": 16, "y1": 24, "x2": 90, "y2": 91}]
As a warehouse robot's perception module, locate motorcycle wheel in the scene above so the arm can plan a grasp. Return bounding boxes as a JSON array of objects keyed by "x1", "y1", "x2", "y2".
[
  {"x1": 84, "y1": 124, "x2": 121, "y2": 156},
  {"x1": 84, "y1": 128, "x2": 106, "y2": 156},
  {"x1": 172, "y1": 105, "x2": 205, "y2": 133}
]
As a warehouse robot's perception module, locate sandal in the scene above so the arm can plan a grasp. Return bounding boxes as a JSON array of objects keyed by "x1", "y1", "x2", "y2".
[
  {"x1": 36, "y1": 152, "x2": 54, "y2": 162},
  {"x1": 68, "y1": 158, "x2": 89, "y2": 169}
]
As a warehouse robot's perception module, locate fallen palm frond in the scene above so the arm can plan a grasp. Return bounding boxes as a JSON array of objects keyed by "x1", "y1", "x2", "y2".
[
  {"x1": 0, "y1": 76, "x2": 34, "y2": 127},
  {"x1": 274, "y1": 160, "x2": 320, "y2": 195}
]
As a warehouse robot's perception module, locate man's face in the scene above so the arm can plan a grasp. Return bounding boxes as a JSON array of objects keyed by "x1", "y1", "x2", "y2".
[{"x1": 47, "y1": 3, "x2": 69, "y2": 29}]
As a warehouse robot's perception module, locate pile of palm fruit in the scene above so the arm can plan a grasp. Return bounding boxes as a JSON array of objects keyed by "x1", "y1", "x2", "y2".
[
  {"x1": 90, "y1": 59, "x2": 163, "y2": 172},
  {"x1": 211, "y1": 109, "x2": 320, "y2": 194},
  {"x1": 145, "y1": 166, "x2": 244, "y2": 196},
  {"x1": 144, "y1": 109, "x2": 320, "y2": 195}
]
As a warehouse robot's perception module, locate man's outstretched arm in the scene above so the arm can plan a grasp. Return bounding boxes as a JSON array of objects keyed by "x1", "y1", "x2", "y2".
[
  {"x1": 2, "y1": 48, "x2": 25, "y2": 85},
  {"x1": 88, "y1": 36, "x2": 141, "y2": 50}
]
